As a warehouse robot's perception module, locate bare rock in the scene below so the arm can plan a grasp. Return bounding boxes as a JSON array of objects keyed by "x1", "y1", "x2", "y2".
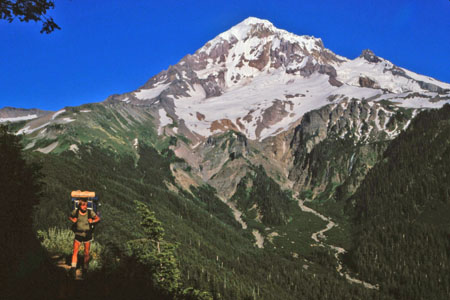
[{"x1": 360, "y1": 49, "x2": 381, "y2": 63}]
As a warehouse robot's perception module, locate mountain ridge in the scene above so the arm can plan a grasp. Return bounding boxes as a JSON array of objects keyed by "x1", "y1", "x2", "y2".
[
  {"x1": 99, "y1": 16, "x2": 449, "y2": 141},
  {"x1": 7, "y1": 17, "x2": 450, "y2": 144}
]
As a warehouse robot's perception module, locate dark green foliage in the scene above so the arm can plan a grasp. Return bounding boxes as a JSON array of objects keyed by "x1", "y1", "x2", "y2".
[
  {"x1": 232, "y1": 165, "x2": 291, "y2": 226},
  {"x1": 136, "y1": 200, "x2": 165, "y2": 242},
  {"x1": 307, "y1": 247, "x2": 338, "y2": 269},
  {"x1": 125, "y1": 201, "x2": 181, "y2": 296},
  {"x1": 293, "y1": 129, "x2": 388, "y2": 206},
  {"x1": 4, "y1": 120, "x2": 27, "y2": 132},
  {"x1": 181, "y1": 287, "x2": 213, "y2": 300},
  {"x1": 189, "y1": 185, "x2": 241, "y2": 228},
  {"x1": 176, "y1": 134, "x2": 191, "y2": 145},
  {"x1": 347, "y1": 104, "x2": 450, "y2": 299},
  {"x1": 0, "y1": 125, "x2": 64, "y2": 300},
  {"x1": 0, "y1": 125, "x2": 42, "y2": 280},
  {"x1": 138, "y1": 144, "x2": 176, "y2": 186},
  {"x1": 294, "y1": 137, "x2": 355, "y2": 191},
  {"x1": 0, "y1": 0, "x2": 60, "y2": 33},
  {"x1": 169, "y1": 136, "x2": 178, "y2": 146}
]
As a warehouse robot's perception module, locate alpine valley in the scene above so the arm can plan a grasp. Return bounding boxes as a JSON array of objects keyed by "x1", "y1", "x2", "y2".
[{"x1": 2, "y1": 17, "x2": 449, "y2": 300}]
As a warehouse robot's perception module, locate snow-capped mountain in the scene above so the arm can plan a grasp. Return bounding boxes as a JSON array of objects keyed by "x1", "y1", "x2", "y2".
[
  {"x1": 8, "y1": 17, "x2": 450, "y2": 199},
  {"x1": 104, "y1": 17, "x2": 450, "y2": 141}
]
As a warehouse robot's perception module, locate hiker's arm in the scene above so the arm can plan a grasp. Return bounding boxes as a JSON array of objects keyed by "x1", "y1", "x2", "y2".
[
  {"x1": 89, "y1": 214, "x2": 100, "y2": 224},
  {"x1": 69, "y1": 210, "x2": 77, "y2": 223}
]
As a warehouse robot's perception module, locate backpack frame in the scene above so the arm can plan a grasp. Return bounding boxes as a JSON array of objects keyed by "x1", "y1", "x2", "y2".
[{"x1": 70, "y1": 190, "x2": 100, "y2": 215}]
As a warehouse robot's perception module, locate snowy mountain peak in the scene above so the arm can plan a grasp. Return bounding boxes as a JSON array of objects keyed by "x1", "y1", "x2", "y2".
[
  {"x1": 103, "y1": 18, "x2": 450, "y2": 142},
  {"x1": 240, "y1": 16, "x2": 275, "y2": 27},
  {"x1": 205, "y1": 16, "x2": 324, "y2": 56},
  {"x1": 183, "y1": 17, "x2": 339, "y2": 92},
  {"x1": 217, "y1": 17, "x2": 276, "y2": 41}
]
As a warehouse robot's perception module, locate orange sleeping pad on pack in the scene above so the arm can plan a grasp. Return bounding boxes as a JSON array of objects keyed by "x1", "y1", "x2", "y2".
[
  {"x1": 71, "y1": 190, "x2": 95, "y2": 198},
  {"x1": 71, "y1": 190, "x2": 100, "y2": 214}
]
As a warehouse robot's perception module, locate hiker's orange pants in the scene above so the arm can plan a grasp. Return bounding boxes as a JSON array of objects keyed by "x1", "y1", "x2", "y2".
[{"x1": 71, "y1": 240, "x2": 91, "y2": 267}]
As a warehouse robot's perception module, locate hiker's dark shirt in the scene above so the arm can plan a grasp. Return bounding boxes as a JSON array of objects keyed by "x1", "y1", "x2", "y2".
[{"x1": 71, "y1": 209, "x2": 96, "y2": 237}]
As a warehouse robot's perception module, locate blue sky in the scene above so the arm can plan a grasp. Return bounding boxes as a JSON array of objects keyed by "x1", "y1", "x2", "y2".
[{"x1": 1, "y1": 0, "x2": 449, "y2": 111}]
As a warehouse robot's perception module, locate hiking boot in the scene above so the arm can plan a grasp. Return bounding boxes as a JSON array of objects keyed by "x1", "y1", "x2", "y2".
[
  {"x1": 82, "y1": 266, "x2": 88, "y2": 276},
  {"x1": 69, "y1": 267, "x2": 76, "y2": 279}
]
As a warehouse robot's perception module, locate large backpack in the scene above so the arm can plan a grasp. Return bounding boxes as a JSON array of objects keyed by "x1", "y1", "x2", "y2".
[
  {"x1": 71, "y1": 190, "x2": 100, "y2": 213},
  {"x1": 71, "y1": 190, "x2": 101, "y2": 232}
]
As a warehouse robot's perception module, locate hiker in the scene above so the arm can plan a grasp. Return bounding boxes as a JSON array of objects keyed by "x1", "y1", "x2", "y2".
[{"x1": 68, "y1": 198, "x2": 100, "y2": 277}]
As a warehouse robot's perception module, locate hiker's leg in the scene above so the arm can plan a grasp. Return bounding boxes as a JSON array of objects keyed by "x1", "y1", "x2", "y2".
[
  {"x1": 71, "y1": 239, "x2": 81, "y2": 267},
  {"x1": 83, "y1": 241, "x2": 91, "y2": 267}
]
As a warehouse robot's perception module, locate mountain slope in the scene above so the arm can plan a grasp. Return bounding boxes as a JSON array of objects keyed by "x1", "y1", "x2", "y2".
[{"x1": 289, "y1": 99, "x2": 417, "y2": 199}]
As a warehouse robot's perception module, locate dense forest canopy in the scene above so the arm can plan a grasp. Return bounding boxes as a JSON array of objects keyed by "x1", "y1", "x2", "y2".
[{"x1": 347, "y1": 104, "x2": 450, "y2": 300}]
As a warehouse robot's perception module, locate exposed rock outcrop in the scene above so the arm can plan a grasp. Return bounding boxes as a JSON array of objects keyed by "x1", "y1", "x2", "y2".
[
  {"x1": 360, "y1": 49, "x2": 381, "y2": 63},
  {"x1": 359, "y1": 76, "x2": 378, "y2": 88},
  {"x1": 288, "y1": 100, "x2": 416, "y2": 198}
]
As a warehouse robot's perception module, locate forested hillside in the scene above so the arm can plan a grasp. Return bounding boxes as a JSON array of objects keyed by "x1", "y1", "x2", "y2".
[
  {"x1": 25, "y1": 132, "x2": 386, "y2": 299},
  {"x1": 347, "y1": 104, "x2": 450, "y2": 300},
  {"x1": 231, "y1": 165, "x2": 292, "y2": 226},
  {"x1": 5, "y1": 103, "x2": 450, "y2": 299}
]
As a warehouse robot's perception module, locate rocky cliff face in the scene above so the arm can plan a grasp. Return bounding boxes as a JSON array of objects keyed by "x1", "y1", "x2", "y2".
[
  {"x1": 288, "y1": 99, "x2": 416, "y2": 198},
  {"x1": 174, "y1": 130, "x2": 292, "y2": 199}
]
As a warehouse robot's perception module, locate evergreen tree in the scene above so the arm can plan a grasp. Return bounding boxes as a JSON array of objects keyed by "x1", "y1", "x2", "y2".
[
  {"x1": 126, "y1": 201, "x2": 181, "y2": 296},
  {"x1": 0, "y1": 125, "x2": 57, "y2": 298}
]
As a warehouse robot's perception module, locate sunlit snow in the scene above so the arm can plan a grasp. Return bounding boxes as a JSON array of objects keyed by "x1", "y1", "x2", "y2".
[
  {"x1": 175, "y1": 71, "x2": 381, "y2": 141},
  {"x1": 0, "y1": 114, "x2": 38, "y2": 123},
  {"x1": 52, "y1": 109, "x2": 66, "y2": 120},
  {"x1": 17, "y1": 122, "x2": 50, "y2": 135},
  {"x1": 134, "y1": 82, "x2": 170, "y2": 100}
]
